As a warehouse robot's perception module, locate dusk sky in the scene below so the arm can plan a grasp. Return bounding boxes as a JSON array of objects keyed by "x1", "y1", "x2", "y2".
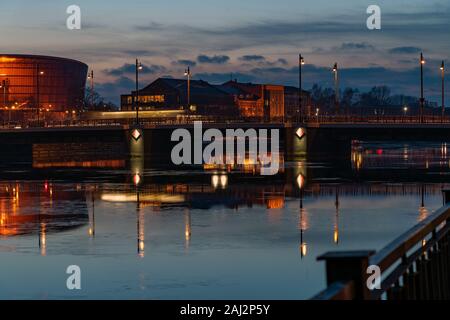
[{"x1": 1, "y1": 0, "x2": 449, "y2": 104}]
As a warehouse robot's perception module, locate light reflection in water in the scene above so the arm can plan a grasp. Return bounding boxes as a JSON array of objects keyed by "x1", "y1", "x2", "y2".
[
  {"x1": 2, "y1": 140, "x2": 450, "y2": 298},
  {"x1": 351, "y1": 141, "x2": 450, "y2": 170},
  {"x1": 39, "y1": 222, "x2": 46, "y2": 256},
  {"x1": 185, "y1": 209, "x2": 191, "y2": 250},
  {"x1": 298, "y1": 207, "x2": 309, "y2": 259},
  {"x1": 88, "y1": 194, "x2": 95, "y2": 237},
  {"x1": 334, "y1": 189, "x2": 340, "y2": 245}
]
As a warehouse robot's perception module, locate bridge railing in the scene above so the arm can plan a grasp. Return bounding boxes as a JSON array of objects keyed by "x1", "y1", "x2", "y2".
[
  {"x1": 0, "y1": 116, "x2": 276, "y2": 129},
  {"x1": 311, "y1": 189, "x2": 450, "y2": 300},
  {"x1": 3, "y1": 114, "x2": 450, "y2": 129},
  {"x1": 303, "y1": 114, "x2": 450, "y2": 124}
]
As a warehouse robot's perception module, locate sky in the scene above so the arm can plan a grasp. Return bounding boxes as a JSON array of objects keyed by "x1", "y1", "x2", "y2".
[{"x1": 0, "y1": 0, "x2": 449, "y2": 105}]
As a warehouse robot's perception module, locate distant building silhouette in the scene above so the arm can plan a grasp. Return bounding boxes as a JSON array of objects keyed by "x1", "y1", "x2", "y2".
[
  {"x1": 120, "y1": 78, "x2": 238, "y2": 116},
  {"x1": 121, "y1": 77, "x2": 311, "y2": 120}
]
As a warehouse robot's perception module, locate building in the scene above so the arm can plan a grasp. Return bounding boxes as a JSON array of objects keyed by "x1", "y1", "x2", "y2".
[
  {"x1": 121, "y1": 78, "x2": 238, "y2": 116},
  {"x1": 0, "y1": 55, "x2": 88, "y2": 113},
  {"x1": 219, "y1": 80, "x2": 311, "y2": 121},
  {"x1": 284, "y1": 85, "x2": 312, "y2": 118},
  {"x1": 219, "y1": 81, "x2": 285, "y2": 121}
]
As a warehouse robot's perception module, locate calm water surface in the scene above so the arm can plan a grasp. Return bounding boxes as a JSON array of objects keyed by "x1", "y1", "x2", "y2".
[{"x1": 0, "y1": 141, "x2": 449, "y2": 299}]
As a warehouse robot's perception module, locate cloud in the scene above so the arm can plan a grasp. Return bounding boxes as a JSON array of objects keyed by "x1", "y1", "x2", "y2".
[
  {"x1": 239, "y1": 55, "x2": 265, "y2": 61},
  {"x1": 104, "y1": 63, "x2": 166, "y2": 76},
  {"x1": 122, "y1": 49, "x2": 158, "y2": 56},
  {"x1": 135, "y1": 22, "x2": 164, "y2": 31},
  {"x1": 340, "y1": 42, "x2": 375, "y2": 51},
  {"x1": 173, "y1": 59, "x2": 197, "y2": 67},
  {"x1": 388, "y1": 47, "x2": 422, "y2": 54},
  {"x1": 197, "y1": 55, "x2": 230, "y2": 64},
  {"x1": 277, "y1": 58, "x2": 288, "y2": 65},
  {"x1": 96, "y1": 76, "x2": 135, "y2": 106}
]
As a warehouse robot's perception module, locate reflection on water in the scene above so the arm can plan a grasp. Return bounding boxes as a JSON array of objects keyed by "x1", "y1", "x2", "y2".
[
  {"x1": 352, "y1": 141, "x2": 450, "y2": 170},
  {"x1": 1, "y1": 142, "x2": 450, "y2": 299}
]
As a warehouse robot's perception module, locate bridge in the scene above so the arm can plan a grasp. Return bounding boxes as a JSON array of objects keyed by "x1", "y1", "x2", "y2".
[{"x1": 2, "y1": 115, "x2": 450, "y2": 164}]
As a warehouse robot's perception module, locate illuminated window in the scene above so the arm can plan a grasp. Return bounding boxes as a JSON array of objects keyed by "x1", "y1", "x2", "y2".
[{"x1": 139, "y1": 95, "x2": 164, "y2": 103}]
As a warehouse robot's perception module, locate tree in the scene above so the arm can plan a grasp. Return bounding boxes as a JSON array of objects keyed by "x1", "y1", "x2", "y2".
[
  {"x1": 341, "y1": 87, "x2": 359, "y2": 110},
  {"x1": 359, "y1": 86, "x2": 391, "y2": 106},
  {"x1": 311, "y1": 84, "x2": 335, "y2": 111},
  {"x1": 84, "y1": 88, "x2": 117, "y2": 111}
]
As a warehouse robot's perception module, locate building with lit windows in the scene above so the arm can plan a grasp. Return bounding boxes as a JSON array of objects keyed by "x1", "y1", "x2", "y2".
[
  {"x1": 219, "y1": 81, "x2": 286, "y2": 121},
  {"x1": 121, "y1": 77, "x2": 238, "y2": 116},
  {"x1": 0, "y1": 54, "x2": 88, "y2": 116}
]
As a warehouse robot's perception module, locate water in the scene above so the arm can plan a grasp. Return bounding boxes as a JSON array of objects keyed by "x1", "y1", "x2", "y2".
[{"x1": 0, "y1": 141, "x2": 449, "y2": 299}]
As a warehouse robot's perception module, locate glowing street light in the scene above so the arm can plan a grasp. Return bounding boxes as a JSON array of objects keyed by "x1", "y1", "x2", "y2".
[
  {"x1": 419, "y1": 52, "x2": 425, "y2": 123},
  {"x1": 0, "y1": 78, "x2": 8, "y2": 113},
  {"x1": 184, "y1": 67, "x2": 191, "y2": 110},
  {"x1": 36, "y1": 64, "x2": 45, "y2": 125},
  {"x1": 332, "y1": 62, "x2": 339, "y2": 114},
  {"x1": 441, "y1": 61, "x2": 445, "y2": 120},
  {"x1": 298, "y1": 54, "x2": 305, "y2": 122},
  {"x1": 87, "y1": 70, "x2": 94, "y2": 109},
  {"x1": 135, "y1": 59, "x2": 143, "y2": 125}
]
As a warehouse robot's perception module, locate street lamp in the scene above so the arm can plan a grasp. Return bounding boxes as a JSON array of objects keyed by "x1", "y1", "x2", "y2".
[
  {"x1": 36, "y1": 64, "x2": 45, "y2": 125},
  {"x1": 420, "y1": 53, "x2": 425, "y2": 123},
  {"x1": 441, "y1": 61, "x2": 445, "y2": 120},
  {"x1": 184, "y1": 67, "x2": 191, "y2": 110},
  {"x1": 0, "y1": 79, "x2": 8, "y2": 109},
  {"x1": 332, "y1": 62, "x2": 339, "y2": 114},
  {"x1": 135, "y1": 59, "x2": 143, "y2": 125},
  {"x1": 87, "y1": 70, "x2": 94, "y2": 109},
  {"x1": 299, "y1": 54, "x2": 305, "y2": 123}
]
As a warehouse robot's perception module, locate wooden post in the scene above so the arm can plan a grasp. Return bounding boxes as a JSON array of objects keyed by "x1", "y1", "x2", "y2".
[
  {"x1": 317, "y1": 250, "x2": 375, "y2": 300},
  {"x1": 442, "y1": 189, "x2": 450, "y2": 205}
]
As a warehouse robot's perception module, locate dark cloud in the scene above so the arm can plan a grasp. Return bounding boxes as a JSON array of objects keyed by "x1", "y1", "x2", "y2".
[
  {"x1": 96, "y1": 76, "x2": 135, "y2": 106},
  {"x1": 173, "y1": 59, "x2": 197, "y2": 67},
  {"x1": 239, "y1": 55, "x2": 265, "y2": 61},
  {"x1": 197, "y1": 55, "x2": 230, "y2": 64},
  {"x1": 389, "y1": 47, "x2": 422, "y2": 54},
  {"x1": 340, "y1": 42, "x2": 375, "y2": 51},
  {"x1": 104, "y1": 63, "x2": 166, "y2": 76},
  {"x1": 277, "y1": 58, "x2": 288, "y2": 65},
  {"x1": 135, "y1": 22, "x2": 164, "y2": 31}
]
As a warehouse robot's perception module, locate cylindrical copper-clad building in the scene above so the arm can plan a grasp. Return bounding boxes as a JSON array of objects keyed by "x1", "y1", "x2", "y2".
[{"x1": 0, "y1": 54, "x2": 88, "y2": 111}]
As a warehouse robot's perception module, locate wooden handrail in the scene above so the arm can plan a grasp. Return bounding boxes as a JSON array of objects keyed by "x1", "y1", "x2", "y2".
[
  {"x1": 312, "y1": 189, "x2": 450, "y2": 300},
  {"x1": 371, "y1": 205, "x2": 450, "y2": 272}
]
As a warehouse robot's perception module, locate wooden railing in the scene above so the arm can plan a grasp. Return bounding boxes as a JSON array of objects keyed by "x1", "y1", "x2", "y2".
[{"x1": 312, "y1": 189, "x2": 450, "y2": 300}]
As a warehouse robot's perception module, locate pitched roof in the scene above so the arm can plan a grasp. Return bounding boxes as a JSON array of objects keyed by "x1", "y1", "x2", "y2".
[{"x1": 158, "y1": 78, "x2": 230, "y2": 96}]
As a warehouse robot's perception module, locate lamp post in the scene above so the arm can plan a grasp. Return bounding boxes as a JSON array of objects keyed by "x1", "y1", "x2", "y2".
[
  {"x1": 332, "y1": 63, "x2": 339, "y2": 115},
  {"x1": 299, "y1": 54, "x2": 305, "y2": 123},
  {"x1": 420, "y1": 53, "x2": 425, "y2": 123},
  {"x1": 184, "y1": 67, "x2": 191, "y2": 110},
  {"x1": 0, "y1": 79, "x2": 7, "y2": 108},
  {"x1": 441, "y1": 61, "x2": 445, "y2": 121},
  {"x1": 87, "y1": 70, "x2": 94, "y2": 109},
  {"x1": 36, "y1": 64, "x2": 44, "y2": 125},
  {"x1": 135, "y1": 59, "x2": 143, "y2": 125}
]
